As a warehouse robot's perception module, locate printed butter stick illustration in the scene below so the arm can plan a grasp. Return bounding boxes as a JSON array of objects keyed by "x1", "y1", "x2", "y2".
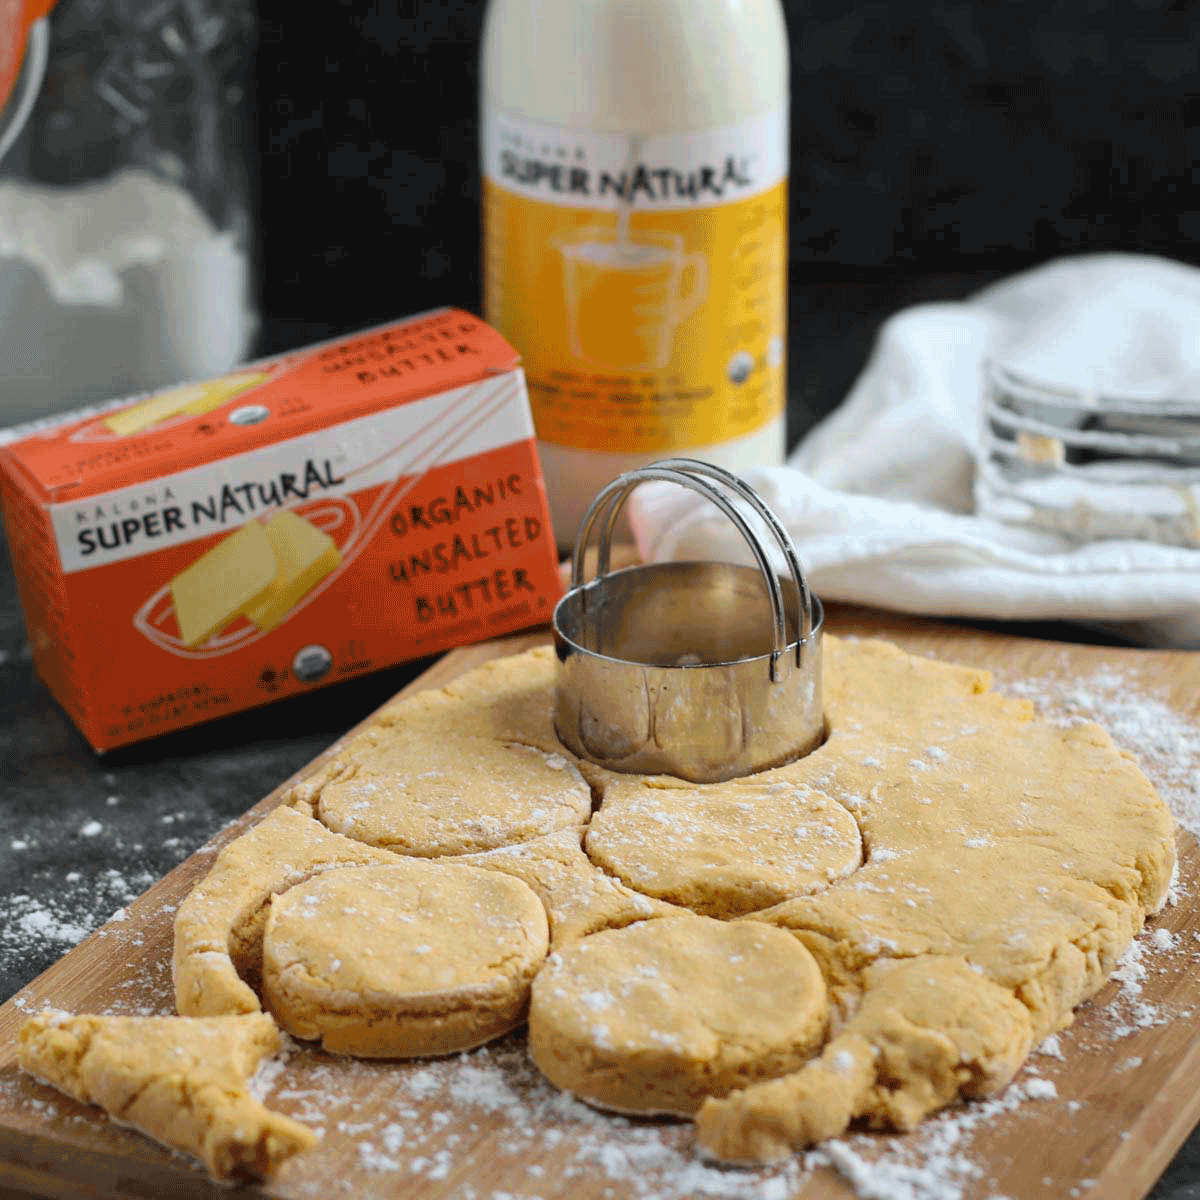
[
  {"x1": 103, "y1": 371, "x2": 269, "y2": 437},
  {"x1": 177, "y1": 371, "x2": 269, "y2": 416},
  {"x1": 169, "y1": 521, "x2": 278, "y2": 649},
  {"x1": 242, "y1": 510, "x2": 341, "y2": 632},
  {"x1": 102, "y1": 384, "x2": 214, "y2": 438}
]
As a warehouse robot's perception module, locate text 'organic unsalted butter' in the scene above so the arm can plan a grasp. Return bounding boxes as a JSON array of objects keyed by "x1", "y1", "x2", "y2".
[{"x1": 0, "y1": 309, "x2": 563, "y2": 751}]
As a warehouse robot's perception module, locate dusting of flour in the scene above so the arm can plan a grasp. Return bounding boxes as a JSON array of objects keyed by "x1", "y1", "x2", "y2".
[
  {"x1": 261, "y1": 1038, "x2": 808, "y2": 1200},
  {"x1": 1000, "y1": 660, "x2": 1200, "y2": 837},
  {"x1": 241, "y1": 1033, "x2": 1121, "y2": 1200},
  {"x1": 291, "y1": 658, "x2": 1197, "y2": 1200},
  {"x1": 0, "y1": 870, "x2": 154, "y2": 967}
]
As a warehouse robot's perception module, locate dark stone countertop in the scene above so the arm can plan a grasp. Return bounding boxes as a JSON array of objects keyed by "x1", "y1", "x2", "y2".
[{"x1": 0, "y1": 274, "x2": 1196, "y2": 1199}]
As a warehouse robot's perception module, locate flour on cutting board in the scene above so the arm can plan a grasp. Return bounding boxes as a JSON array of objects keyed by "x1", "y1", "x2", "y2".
[
  {"x1": 268, "y1": 1040, "x2": 812, "y2": 1200},
  {"x1": 0, "y1": 869, "x2": 154, "y2": 968},
  {"x1": 230, "y1": 902, "x2": 1191, "y2": 1200},
  {"x1": 238, "y1": 1031, "x2": 1106, "y2": 1200},
  {"x1": 805, "y1": 928, "x2": 1189, "y2": 1200}
]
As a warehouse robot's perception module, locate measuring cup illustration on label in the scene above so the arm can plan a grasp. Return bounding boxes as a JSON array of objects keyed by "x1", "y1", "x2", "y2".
[{"x1": 559, "y1": 228, "x2": 707, "y2": 371}]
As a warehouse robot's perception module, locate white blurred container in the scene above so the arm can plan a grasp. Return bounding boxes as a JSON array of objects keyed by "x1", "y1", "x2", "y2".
[{"x1": 0, "y1": 0, "x2": 257, "y2": 426}]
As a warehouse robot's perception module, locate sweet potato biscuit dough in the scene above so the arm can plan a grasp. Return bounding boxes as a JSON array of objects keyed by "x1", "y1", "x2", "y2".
[
  {"x1": 692, "y1": 637, "x2": 1175, "y2": 1161},
  {"x1": 287, "y1": 651, "x2": 592, "y2": 856},
  {"x1": 585, "y1": 774, "x2": 862, "y2": 918},
  {"x1": 173, "y1": 805, "x2": 404, "y2": 1017},
  {"x1": 313, "y1": 732, "x2": 591, "y2": 856},
  {"x1": 283, "y1": 646, "x2": 581, "y2": 822},
  {"x1": 261, "y1": 861, "x2": 549, "y2": 1057},
  {"x1": 528, "y1": 915, "x2": 829, "y2": 1116},
  {"x1": 18, "y1": 1011, "x2": 316, "y2": 1182},
  {"x1": 409, "y1": 644, "x2": 571, "y2": 756},
  {"x1": 696, "y1": 956, "x2": 1034, "y2": 1162},
  {"x1": 169, "y1": 637, "x2": 1175, "y2": 1165},
  {"x1": 457, "y1": 826, "x2": 685, "y2": 947}
]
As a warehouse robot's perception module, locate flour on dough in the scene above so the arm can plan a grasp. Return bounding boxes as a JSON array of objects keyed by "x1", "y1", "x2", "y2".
[
  {"x1": 313, "y1": 732, "x2": 591, "y2": 856},
  {"x1": 585, "y1": 773, "x2": 862, "y2": 918},
  {"x1": 417, "y1": 645, "x2": 568, "y2": 754},
  {"x1": 173, "y1": 805, "x2": 403, "y2": 1016},
  {"x1": 692, "y1": 636, "x2": 1175, "y2": 1160},
  {"x1": 456, "y1": 826, "x2": 685, "y2": 947},
  {"x1": 696, "y1": 956, "x2": 1033, "y2": 1162},
  {"x1": 261, "y1": 861, "x2": 549, "y2": 1057},
  {"x1": 284, "y1": 651, "x2": 592, "y2": 856},
  {"x1": 18, "y1": 1010, "x2": 316, "y2": 1181},
  {"x1": 167, "y1": 634, "x2": 1177, "y2": 1167},
  {"x1": 285, "y1": 645, "x2": 574, "y2": 812},
  {"x1": 529, "y1": 915, "x2": 829, "y2": 1116}
]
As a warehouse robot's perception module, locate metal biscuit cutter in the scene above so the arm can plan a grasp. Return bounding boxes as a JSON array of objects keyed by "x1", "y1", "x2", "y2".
[
  {"x1": 552, "y1": 459, "x2": 825, "y2": 784},
  {"x1": 977, "y1": 359, "x2": 1200, "y2": 547}
]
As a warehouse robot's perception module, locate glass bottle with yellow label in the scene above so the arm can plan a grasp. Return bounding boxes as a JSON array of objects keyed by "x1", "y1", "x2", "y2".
[{"x1": 480, "y1": 0, "x2": 789, "y2": 548}]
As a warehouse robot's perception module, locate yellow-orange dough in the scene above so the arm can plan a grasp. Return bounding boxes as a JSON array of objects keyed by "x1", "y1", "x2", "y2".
[
  {"x1": 164, "y1": 638, "x2": 1175, "y2": 1167},
  {"x1": 690, "y1": 637, "x2": 1174, "y2": 1160},
  {"x1": 456, "y1": 826, "x2": 685, "y2": 947},
  {"x1": 528, "y1": 915, "x2": 829, "y2": 1116},
  {"x1": 173, "y1": 805, "x2": 403, "y2": 1016},
  {"x1": 585, "y1": 773, "x2": 862, "y2": 918},
  {"x1": 286, "y1": 650, "x2": 592, "y2": 856},
  {"x1": 261, "y1": 861, "x2": 549, "y2": 1057},
  {"x1": 18, "y1": 1011, "x2": 316, "y2": 1181}
]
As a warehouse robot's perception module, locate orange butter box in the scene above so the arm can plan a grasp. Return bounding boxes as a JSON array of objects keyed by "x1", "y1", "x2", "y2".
[{"x1": 0, "y1": 309, "x2": 563, "y2": 752}]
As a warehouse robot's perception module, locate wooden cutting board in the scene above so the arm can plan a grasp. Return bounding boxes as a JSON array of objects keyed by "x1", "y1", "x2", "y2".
[{"x1": 1, "y1": 604, "x2": 1199, "y2": 1200}]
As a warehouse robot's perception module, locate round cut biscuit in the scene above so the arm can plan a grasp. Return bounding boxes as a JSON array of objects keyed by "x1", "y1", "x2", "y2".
[
  {"x1": 528, "y1": 915, "x2": 828, "y2": 1115},
  {"x1": 317, "y1": 732, "x2": 591, "y2": 856},
  {"x1": 261, "y1": 862, "x2": 549, "y2": 1057},
  {"x1": 585, "y1": 777, "x2": 861, "y2": 917}
]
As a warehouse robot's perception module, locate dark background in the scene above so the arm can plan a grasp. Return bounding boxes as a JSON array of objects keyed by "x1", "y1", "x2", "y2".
[
  {"x1": 250, "y1": 0, "x2": 1200, "y2": 442},
  {"x1": 13, "y1": 0, "x2": 1200, "y2": 439}
]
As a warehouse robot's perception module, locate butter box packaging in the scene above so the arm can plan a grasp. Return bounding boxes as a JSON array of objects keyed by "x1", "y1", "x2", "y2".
[{"x1": 0, "y1": 309, "x2": 563, "y2": 751}]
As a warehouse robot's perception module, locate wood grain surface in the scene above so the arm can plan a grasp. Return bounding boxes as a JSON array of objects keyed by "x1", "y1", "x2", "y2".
[{"x1": 1, "y1": 604, "x2": 1198, "y2": 1200}]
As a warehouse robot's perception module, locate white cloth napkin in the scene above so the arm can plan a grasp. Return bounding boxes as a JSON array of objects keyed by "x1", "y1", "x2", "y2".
[{"x1": 629, "y1": 253, "x2": 1200, "y2": 647}]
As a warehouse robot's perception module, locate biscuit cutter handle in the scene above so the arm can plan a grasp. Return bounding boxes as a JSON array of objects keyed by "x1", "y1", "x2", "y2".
[{"x1": 570, "y1": 459, "x2": 813, "y2": 681}]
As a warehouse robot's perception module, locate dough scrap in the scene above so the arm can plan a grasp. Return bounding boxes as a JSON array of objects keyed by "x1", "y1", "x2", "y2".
[
  {"x1": 261, "y1": 861, "x2": 549, "y2": 1057},
  {"x1": 18, "y1": 1011, "x2": 316, "y2": 1182},
  {"x1": 528, "y1": 915, "x2": 829, "y2": 1116},
  {"x1": 696, "y1": 956, "x2": 1033, "y2": 1162},
  {"x1": 173, "y1": 805, "x2": 403, "y2": 1016},
  {"x1": 456, "y1": 826, "x2": 685, "y2": 947},
  {"x1": 585, "y1": 773, "x2": 862, "y2": 918}
]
